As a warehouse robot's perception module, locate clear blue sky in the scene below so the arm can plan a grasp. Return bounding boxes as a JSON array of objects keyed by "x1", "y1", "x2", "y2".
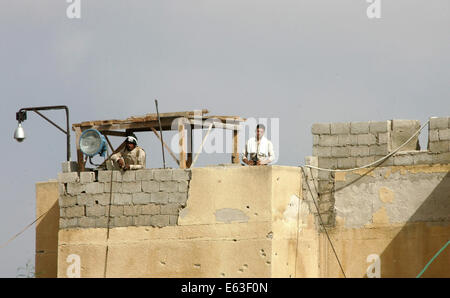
[{"x1": 0, "y1": 0, "x2": 449, "y2": 277}]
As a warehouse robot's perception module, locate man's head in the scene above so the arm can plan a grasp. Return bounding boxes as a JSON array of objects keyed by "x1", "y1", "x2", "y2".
[
  {"x1": 125, "y1": 136, "x2": 137, "y2": 151},
  {"x1": 256, "y1": 124, "x2": 265, "y2": 140}
]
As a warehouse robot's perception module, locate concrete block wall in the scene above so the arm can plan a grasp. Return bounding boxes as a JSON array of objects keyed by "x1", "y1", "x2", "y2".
[
  {"x1": 309, "y1": 116, "x2": 450, "y2": 228},
  {"x1": 57, "y1": 169, "x2": 191, "y2": 229}
]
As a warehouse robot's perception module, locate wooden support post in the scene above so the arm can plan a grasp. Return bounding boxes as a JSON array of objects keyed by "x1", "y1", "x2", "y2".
[
  {"x1": 150, "y1": 127, "x2": 180, "y2": 166},
  {"x1": 178, "y1": 119, "x2": 187, "y2": 169},
  {"x1": 187, "y1": 125, "x2": 193, "y2": 168},
  {"x1": 232, "y1": 129, "x2": 239, "y2": 164},
  {"x1": 74, "y1": 127, "x2": 85, "y2": 172}
]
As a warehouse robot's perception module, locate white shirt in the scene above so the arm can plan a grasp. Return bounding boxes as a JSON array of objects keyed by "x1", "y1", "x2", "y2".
[{"x1": 242, "y1": 136, "x2": 275, "y2": 163}]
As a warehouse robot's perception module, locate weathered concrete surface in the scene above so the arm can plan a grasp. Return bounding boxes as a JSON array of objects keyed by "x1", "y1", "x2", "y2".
[
  {"x1": 56, "y1": 166, "x2": 316, "y2": 278},
  {"x1": 35, "y1": 180, "x2": 59, "y2": 278},
  {"x1": 325, "y1": 164, "x2": 450, "y2": 277}
]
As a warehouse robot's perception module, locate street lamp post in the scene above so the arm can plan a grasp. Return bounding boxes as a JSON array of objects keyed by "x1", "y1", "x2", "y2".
[{"x1": 14, "y1": 105, "x2": 71, "y2": 162}]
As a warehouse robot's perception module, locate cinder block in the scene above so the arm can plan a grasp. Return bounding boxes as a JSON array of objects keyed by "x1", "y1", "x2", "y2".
[
  {"x1": 122, "y1": 171, "x2": 136, "y2": 182},
  {"x1": 350, "y1": 122, "x2": 369, "y2": 134},
  {"x1": 337, "y1": 157, "x2": 356, "y2": 169},
  {"x1": 150, "y1": 215, "x2": 170, "y2": 227},
  {"x1": 318, "y1": 201, "x2": 334, "y2": 213},
  {"x1": 160, "y1": 203, "x2": 182, "y2": 215},
  {"x1": 136, "y1": 169, "x2": 153, "y2": 180},
  {"x1": 134, "y1": 215, "x2": 152, "y2": 226},
  {"x1": 77, "y1": 194, "x2": 95, "y2": 207},
  {"x1": 331, "y1": 147, "x2": 350, "y2": 158},
  {"x1": 93, "y1": 193, "x2": 112, "y2": 206},
  {"x1": 429, "y1": 141, "x2": 449, "y2": 153},
  {"x1": 168, "y1": 192, "x2": 188, "y2": 205},
  {"x1": 59, "y1": 195, "x2": 77, "y2": 207},
  {"x1": 318, "y1": 157, "x2": 337, "y2": 169},
  {"x1": 65, "y1": 206, "x2": 85, "y2": 218},
  {"x1": 113, "y1": 193, "x2": 133, "y2": 205},
  {"x1": 357, "y1": 134, "x2": 376, "y2": 145},
  {"x1": 331, "y1": 122, "x2": 350, "y2": 135},
  {"x1": 378, "y1": 132, "x2": 390, "y2": 144},
  {"x1": 61, "y1": 161, "x2": 78, "y2": 173},
  {"x1": 114, "y1": 216, "x2": 134, "y2": 227},
  {"x1": 369, "y1": 144, "x2": 389, "y2": 156},
  {"x1": 95, "y1": 217, "x2": 110, "y2": 228},
  {"x1": 439, "y1": 129, "x2": 450, "y2": 141},
  {"x1": 430, "y1": 117, "x2": 449, "y2": 129},
  {"x1": 124, "y1": 205, "x2": 142, "y2": 216},
  {"x1": 151, "y1": 192, "x2": 169, "y2": 204},
  {"x1": 356, "y1": 156, "x2": 375, "y2": 167},
  {"x1": 66, "y1": 183, "x2": 85, "y2": 195},
  {"x1": 393, "y1": 154, "x2": 414, "y2": 166},
  {"x1": 428, "y1": 130, "x2": 439, "y2": 142},
  {"x1": 142, "y1": 181, "x2": 159, "y2": 193},
  {"x1": 153, "y1": 169, "x2": 173, "y2": 181},
  {"x1": 141, "y1": 204, "x2": 160, "y2": 215},
  {"x1": 313, "y1": 135, "x2": 319, "y2": 145},
  {"x1": 172, "y1": 169, "x2": 191, "y2": 180},
  {"x1": 59, "y1": 218, "x2": 77, "y2": 229},
  {"x1": 391, "y1": 119, "x2": 420, "y2": 151},
  {"x1": 350, "y1": 146, "x2": 370, "y2": 157},
  {"x1": 108, "y1": 205, "x2": 124, "y2": 217},
  {"x1": 122, "y1": 182, "x2": 142, "y2": 193},
  {"x1": 85, "y1": 182, "x2": 104, "y2": 194},
  {"x1": 378, "y1": 156, "x2": 394, "y2": 166},
  {"x1": 319, "y1": 135, "x2": 339, "y2": 147},
  {"x1": 311, "y1": 123, "x2": 331, "y2": 135},
  {"x1": 369, "y1": 121, "x2": 389, "y2": 133},
  {"x1": 78, "y1": 217, "x2": 96, "y2": 228},
  {"x1": 413, "y1": 152, "x2": 433, "y2": 165},
  {"x1": 57, "y1": 172, "x2": 79, "y2": 183},
  {"x1": 169, "y1": 215, "x2": 178, "y2": 226},
  {"x1": 58, "y1": 183, "x2": 66, "y2": 196},
  {"x1": 338, "y1": 134, "x2": 358, "y2": 146},
  {"x1": 80, "y1": 172, "x2": 95, "y2": 184},
  {"x1": 86, "y1": 205, "x2": 106, "y2": 217},
  {"x1": 159, "y1": 181, "x2": 178, "y2": 192},
  {"x1": 98, "y1": 171, "x2": 122, "y2": 183},
  {"x1": 431, "y1": 152, "x2": 450, "y2": 164},
  {"x1": 104, "y1": 182, "x2": 122, "y2": 193},
  {"x1": 132, "y1": 192, "x2": 152, "y2": 205},
  {"x1": 318, "y1": 170, "x2": 332, "y2": 181},
  {"x1": 312, "y1": 146, "x2": 331, "y2": 157},
  {"x1": 178, "y1": 181, "x2": 189, "y2": 192}
]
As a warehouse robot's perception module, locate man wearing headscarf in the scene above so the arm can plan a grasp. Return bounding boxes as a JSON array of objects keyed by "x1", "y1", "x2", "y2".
[{"x1": 109, "y1": 136, "x2": 146, "y2": 170}]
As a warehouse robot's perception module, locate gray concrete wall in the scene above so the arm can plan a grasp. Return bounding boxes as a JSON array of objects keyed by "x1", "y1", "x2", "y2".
[
  {"x1": 307, "y1": 116, "x2": 450, "y2": 228},
  {"x1": 57, "y1": 169, "x2": 191, "y2": 229}
]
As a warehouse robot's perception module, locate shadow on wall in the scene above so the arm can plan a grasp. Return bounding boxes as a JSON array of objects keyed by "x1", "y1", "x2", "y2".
[
  {"x1": 375, "y1": 172, "x2": 450, "y2": 278},
  {"x1": 35, "y1": 199, "x2": 59, "y2": 278}
]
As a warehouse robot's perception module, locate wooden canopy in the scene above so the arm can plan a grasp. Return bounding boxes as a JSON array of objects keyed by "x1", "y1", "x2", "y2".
[{"x1": 72, "y1": 109, "x2": 246, "y2": 170}]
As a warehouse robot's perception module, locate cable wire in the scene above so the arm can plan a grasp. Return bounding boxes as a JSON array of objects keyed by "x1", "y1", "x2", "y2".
[
  {"x1": 300, "y1": 166, "x2": 347, "y2": 278},
  {"x1": 0, "y1": 208, "x2": 51, "y2": 249}
]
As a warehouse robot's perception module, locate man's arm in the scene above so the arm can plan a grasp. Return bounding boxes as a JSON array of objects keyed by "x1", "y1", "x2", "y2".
[
  {"x1": 241, "y1": 141, "x2": 253, "y2": 165},
  {"x1": 111, "y1": 151, "x2": 125, "y2": 168},
  {"x1": 259, "y1": 141, "x2": 275, "y2": 165},
  {"x1": 129, "y1": 149, "x2": 146, "y2": 170}
]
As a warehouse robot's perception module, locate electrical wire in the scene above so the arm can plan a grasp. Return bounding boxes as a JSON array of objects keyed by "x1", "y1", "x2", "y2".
[
  {"x1": 300, "y1": 166, "x2": 347, "y2": 278},
  {"x1": 0, "y1": 209, "x2": 51, "y2": 249}
]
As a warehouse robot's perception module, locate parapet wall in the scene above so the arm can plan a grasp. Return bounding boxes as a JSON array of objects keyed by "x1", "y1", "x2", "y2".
[
  {"x1": 57, "y1": 169, "x2": 191, "y2": 229},
  {"x1": 312, "y1": 117, "x2": 450, "y2": 173},
  {"x1": 309, "y1": 117, "x2": 450, "y2": 226}
]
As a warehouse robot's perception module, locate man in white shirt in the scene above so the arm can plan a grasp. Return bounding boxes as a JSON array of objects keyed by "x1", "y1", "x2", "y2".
[{"x1": 242, "y1": 124, "x2": 275, "y2": 166}]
